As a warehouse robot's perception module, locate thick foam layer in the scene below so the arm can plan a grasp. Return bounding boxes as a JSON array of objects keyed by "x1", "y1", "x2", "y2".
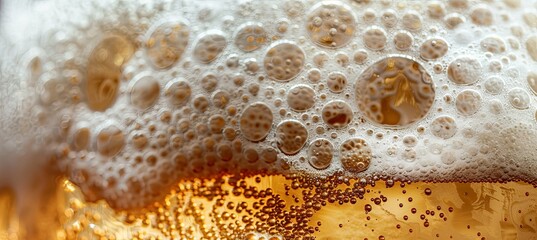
[{"x1": 2, "y1": 0, "x2": 537, "y2": 212}]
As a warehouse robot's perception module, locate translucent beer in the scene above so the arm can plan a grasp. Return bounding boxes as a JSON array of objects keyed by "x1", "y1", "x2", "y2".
[{"x1": 1, "y1": 0, "x2": 537, "y2": 239}]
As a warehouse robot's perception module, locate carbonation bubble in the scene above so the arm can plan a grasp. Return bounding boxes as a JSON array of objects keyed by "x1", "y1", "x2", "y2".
[
  {"x1": 353, "y1": 49, "x2": 368, "y2": 64},
  {"x1": 340, "y1": 138, "x2": 372, "y2": 173},
  {"x1": 430, "y1": 116, "x2": 457, "y2": 139},
  {"x1": 480, "y1": 36, "x2": 506, "y2": 54},
  {"x1": 164, "y1": 79, "x2": 191, "y2": 106},
  {"x1": 305, "y1": 1, "x2": 356, "y2": 48},
  {"x1": 363, "y1": 27, "x2": 387, "y2": 51},
  {"x1": 449, "y1": 0, "x2": 468, "y2": 8},
  {"x1": 131, "y1": 131, "x2": 148, "y2": 150},
  {"x1": 526, "y1": 36, "x2": 537, "y2": 61},
  {"x1": 402, "y1": 11, "x2": 422, "y2": 31},
  {"x1": 234, "y1": 22, "x2": 267, "y2": 52},
  {"x1": 307, "y1": 69, "x2": 321, "y2": 83},
  {"x1": 527, "y1": 71, "x2": 537, "y2": 94},
  {"x1": 455, "y1": 90, "x2": 482, "y2": 116},
  {"x1": 240, "y1": 102, "x2": 273, "y2": 142},
  {"x1": 193, "y1": 31, "x2": 227, "y2": 63},
  {"x1": 145, "y1": 20, "x2": 189, "y2": 69},
  {"x1": 447, "y1": 56, "x2": 482, "y2": 85},
  {"x1": 327, "y1": 72, "x2": 347, "y2": 93},
  {"x1": 216, "y1": 142, "x2": 233, "y2": 161},
  {"x1": 287, "y1": 85, "x2": 315, "y2": 112},
  {"x1": 192, "y1": 95, "x2": 210, "y2": 112},
  {"x1": 211, "y1": 90, "x2": 230, "y2": 109},
  {"x1": 355, "y1": 56, "x2": 435, "y2": 127},
  {"x1": 420, "y1": 38, "x2": 449, "y2": 60},
  {"x1": 70, "y1": 125, "x2": 90, "y2": 150},
  {"x1": 427, "y1": 1, "x2": 446, "y2": 18},
  {"x1": 208, "y1": 114, "x2": 226, "y2": 134},
  {"x1": 96, "y1": 122, "x2": 125, "y2": 157},
  {"x1": 260, "y1": 147, "x2": 278, "y2": 164},
  {"x1": 276, "y1": 120, "x2": 308, "y2": 155},
  {"x1": 308, "y1": 138, "x2": 334, "y2": 170},
  {"x1": 200, "y1": 73, "x2": 218, "y2": 92},
  {"x1": 507, "y1": 88, "x2": 530, "y2": 110},
  {"x1": 322, "y1": 100, "x2": 353, "y2": 128},
  {"x1": 128, "y1": 74, "x2": 160, "y2": 110},
  {"x1": 402, "y1": 135, "x2": 418, "y2": 147},
  {"x1": 381, "y1": 9, "x2": 397, "y2": 28},
  {"x1": 394, "y1": 31, "x2": 413, "y2": 51},
  {"x1": 444, "y1": 13, "x2": 465, "y2": 29},
  {"x1": 283, "y1": 0, "x2": 304, "y2": 17},
  {"x1": 263, "y1": 41, "x2": 305, "y2": 81},
  {"x1": 470, "y1": 5, "x2": 493, "y2": 26},
  {"x1": 86, "y1": 35, "x2": 134, "y2": 112},
  {"x1": 483, "y1": 76, "x2": 504, "y2": 95}
]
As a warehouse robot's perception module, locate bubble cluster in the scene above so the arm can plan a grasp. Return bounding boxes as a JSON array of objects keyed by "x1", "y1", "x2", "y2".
[{"x1": 340, "y1": 138, "x2": 372, "y2": 173}]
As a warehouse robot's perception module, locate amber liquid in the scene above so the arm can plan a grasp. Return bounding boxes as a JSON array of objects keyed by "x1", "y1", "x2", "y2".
[{"x1": 1, "y1": 175, "x2": 536, "y2": 240}]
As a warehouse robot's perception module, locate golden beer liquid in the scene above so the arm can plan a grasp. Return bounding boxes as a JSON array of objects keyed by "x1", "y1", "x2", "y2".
[{"x1": 1, "y1": 176, "x2": 537, "y2": 239}]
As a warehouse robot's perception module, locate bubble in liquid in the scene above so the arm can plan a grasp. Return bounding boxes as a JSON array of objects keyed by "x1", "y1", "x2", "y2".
[
  {"x1": 419, "y1": 38, "x2": 449, "y2": 60},
  {"x1": 526, "y1": 35, "x2": 537, "y2": 61},
  {"x1": 327, "y1": 72, "x2": 347, "y2": 93},
  {"x1": 307, "y1": 69, "x2": 322, "y2": 83},
  {"x1": 276, "y1": 120, "x2": 308, "y2": 155},
  {"x1": 212, "y1": 90, "x2": 230, "y2": 109},
  {"x1": 381, "y1": 9, "x2": 397, "y2": 28},
  {"x1": 192, "y1": 94, "x2": 210, "y2": 112},
  {"x1": 234, "y1": 22, "x2": 268, "y2": 52},
  {"x1": 208, "y1": 114, "x2": 226, "y2": 134},
  {"x1": 427, "y1": 1, "x2": 446, "y2": 19},
  {"x1": 164, "y1": 79, "x2": 191, "y2": 106},
  {"x1": 527, "y1": 71, "x2": 537, "y2": 94},
  {"x1": 307, "y1": 138, "x2": 334, "y2": 170},
  {"x1": 444, "y1": 13, "x2": 465, "y2": 29},
  {"x1": 305, "y1": 1, "x2": 356, "y2": 48},
  {"x1": 447, "y1": 56, "x2": 482, "y2": 85},
  {"x1": 86, "y1": 35, "x2": 134, "y2": 112},
  {"x1": 95, "y1": 122, "x2": 125, "y2": 157},
  {"x1": 129, "y1": 74, "x2": 160, "y2": 110},
  {"x1": 455, "y1": 90, "x2": 482, "y2": 116},
  {"x1": 70, "y1": 125, "x2": 90, "y2": 150},
  {"x1": 402, "y1": 135, "x2": 418, "y2": 147},
  {"x1": 353, "y1": 49, "x2": 368, "y2": 64},
  {"x1": 355, "y1": 56, "x2": 435, "y2": 128},
  {"x1": 394, "y1": 31, "x2": 413, "y2": 51},
  {"x1": 430, "y1": 116, "x2": 457, "y2": 139},
  {"x1": 480, "y1": 36, "x2": 506, "y2": 54},
  {"x1": 483, "y1": 76, "x2": 504, "y2": 95},
  {"x1": 240, "y1": 102, "x2": 273, "y2": 142},
  {"x1": 340, "y1": 138, "x2": 372, "y2": 173},
  {"x1": 200, "y1": 72, "x2": 218, "y2": 92},
  {"x1": 193, "y1": 31, "x2": 227, "y2": 63},
  {"x1": 507, "y1": 88, "x2": 530, "y2": 110},
  {"x1": 287, "y1": 85, "x2": 315, "y2": 112},
  {"x1": 322, "y1": 100, "x2": 353, "y2": 129},
  {"x1": 145, "y1": 21, "x2": 190, "y2": 69},
  {"x1": 263, "y1": 41, "x2": 305, "y2": 81},
  {"x1": 260, "y1": 147, "x2": 278, "y2": 164},
  {"x1": 402, "y1": 11, "x2": 422, "y2": 31},
  {"x1": 363, "y1": 27, "x2": 387, "y2": 51},
  {"x1": 470, "y1": 5, "x2": 493, "y2": 26}
]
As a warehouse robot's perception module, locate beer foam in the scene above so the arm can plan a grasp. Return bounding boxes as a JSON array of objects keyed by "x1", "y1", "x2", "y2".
[{"x1": 2, "y1": 0, "x2": 537, "y2": 211}]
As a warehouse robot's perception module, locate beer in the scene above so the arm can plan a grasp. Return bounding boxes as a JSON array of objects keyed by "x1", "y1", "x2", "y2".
[{"x1": 1, "y1": 0, "x2": 537, "y2": 239}]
